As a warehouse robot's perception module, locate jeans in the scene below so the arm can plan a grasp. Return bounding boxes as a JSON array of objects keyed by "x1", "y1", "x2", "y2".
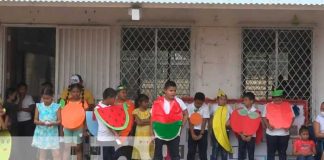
[
  {"x1": 238, "y1": 137, "x2": 256, "y2": 160},
  {"x1": 154, "y1": 136, "x2": 180, "y2": 160},
  {"x1": 187, "y1": 130, "x2": 208, "y2": 160},
  {"x1": 211, "y1": 131, "x2": 228, "y2": 160},
  {"x1": 266, "y1": 134, "x2": 290, "y2": 160},
  {"x1": 98, "y1": 141, "x2": 116, "y2": 160},
  {"x1": 296, "y1": 156, "x2": 315, "y2": 160}
]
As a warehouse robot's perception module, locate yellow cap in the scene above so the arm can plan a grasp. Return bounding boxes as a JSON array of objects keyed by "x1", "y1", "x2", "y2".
[{"x1": 217, "y1": 89, "x2": 227, "y2": 98}]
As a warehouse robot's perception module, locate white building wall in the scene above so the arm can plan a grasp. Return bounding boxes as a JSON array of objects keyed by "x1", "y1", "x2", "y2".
[{"x1": 0, "y1": 6, "x2": 323, "y2": 116}]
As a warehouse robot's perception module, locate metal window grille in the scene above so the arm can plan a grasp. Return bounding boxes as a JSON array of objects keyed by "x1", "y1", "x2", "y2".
[
  {"x1": 120, "y1": 27, "x2": 191, "y2": 99},
  {"x1": 241, "y1": 28, "x2": 312, "y2": 103}
]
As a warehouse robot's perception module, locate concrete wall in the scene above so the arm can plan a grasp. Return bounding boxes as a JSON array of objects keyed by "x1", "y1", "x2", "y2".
[{"x1": 0, "y1": 6, "x2": 324, "y2": 117}]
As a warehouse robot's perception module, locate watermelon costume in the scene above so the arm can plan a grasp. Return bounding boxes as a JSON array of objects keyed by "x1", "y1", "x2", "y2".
[
  {"x1": 94, "y1": 103, "x2": 130, "y2": 131},
  {"x1": 230, "y1": 106, "x2": 263, "y2": 144},
  {"x1": 265, "y1": 101, "x2": 293, "y2": 129},
  {"x1": 151, "y1": 96, "x2": 183, "y2": 141},
  {"x1": 115, "y1": 99, "x2": 135, "y2": 137},
  {"x1": 212, "y1": 106, "x2": 232, "y2": 153}
]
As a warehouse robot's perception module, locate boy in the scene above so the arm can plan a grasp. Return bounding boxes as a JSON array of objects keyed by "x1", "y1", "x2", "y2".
[
  {"x1": 293, "y1": 126, "x2": 316, "y2": 160},
  {"x1": 95, "y1": 88, "x2": 119, "y2": 160},
  {"x1": 187, "y1": 92, "x2": 209, "y2": 160},
  {"x1": 262, "y1": 89, "x2": 295, "y2": 160},
  {"x1": 151, "y1": 80, "x2": 188, "y2": 160},
  {"x1": 210, "y1": 89, "x2": 232, "y2": 160},
  {"x1": 236, "y1": 92, "x2": 261, "y2": 160}
]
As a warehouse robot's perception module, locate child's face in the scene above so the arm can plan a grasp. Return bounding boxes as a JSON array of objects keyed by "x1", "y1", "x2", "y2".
[
  {"x1": 218, "y1": 96, "x2": 227, "y2": 106},
  {"x1": 140, "y1": 100, "x2": 149, "y2": 109},
  {"x1": 42, "y1": 95, "x2": 53, "y2": 105},
  {"x1": 300, "y1": 130, "x2": 309, "y2": 140},
  {"x1": 70, "y1": 87, "x2": 81, "y2": 100},
  {"x1": 18, "y1": 86, "x2": 27, "y2": 96},
  {"x1": 164, "y1": 86, "x2": 176, "y2": 100},
  {"x1": 194, "y1": 99, "x2": 204, "y2": 108},
  {"x1": 117, "y1": 90, "x2": 127, "y2": 101},
  {"x1": 103, "y1": 97, "x2": 115, "y2": 105},
  {"x1": 243, "y1": 97, "x2": 253, "y2": 107},
  {"x1": 320, "y1": 104, "x2": 324, "y2": 112}
]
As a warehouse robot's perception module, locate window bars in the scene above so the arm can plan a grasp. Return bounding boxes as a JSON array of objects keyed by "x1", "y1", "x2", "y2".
[
  {"x1": 120, "y1": 27, "x2": 191, "y2": 99},
  {"x1": 241, "y1": 28, "x2": 312, "y2": 102}
]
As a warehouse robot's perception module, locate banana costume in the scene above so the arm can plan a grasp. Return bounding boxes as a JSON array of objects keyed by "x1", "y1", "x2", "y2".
[{"x1": 212, "y1": 89, "x2": 233, "y2": 153}]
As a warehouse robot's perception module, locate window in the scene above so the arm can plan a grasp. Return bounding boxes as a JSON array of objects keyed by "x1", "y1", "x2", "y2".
[
  {"x1": 241, "y1": 28, "x2": 312, "y2": 101},
  {"x1": 120, "y1": 27, "x2": 191, "y2": 99}
]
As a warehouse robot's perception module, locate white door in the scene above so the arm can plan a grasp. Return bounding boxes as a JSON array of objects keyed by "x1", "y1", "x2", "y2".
[{"x1": 56, "y1": 26, "x2": 111, "y2": 100}]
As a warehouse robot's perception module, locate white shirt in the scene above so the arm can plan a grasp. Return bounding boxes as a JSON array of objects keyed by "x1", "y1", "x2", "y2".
[
  {"x1": 96, "y1": 101, "x2": 116, "y2": 142},
  {"x1": 17, "y1": 95, "x2": 35, "y2": 122},
  {"x1": 187, "y1": 103, "x2": 210, "y2": 130},
  {"x1": 315, "y1": 115, "x2": 324, "y2": 133},
  {"x1": 262, "y1": 102, "x2": 295, "y2": 136},
  {"x1": 210, "y1": 104, "x2": 233, "y2": 121},
  {"x1": 163, "y1": 97, "x2": 187, "y2": 114}
]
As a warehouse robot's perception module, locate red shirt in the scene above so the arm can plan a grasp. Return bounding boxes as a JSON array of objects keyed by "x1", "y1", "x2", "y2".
[{"x1": 293, "y1": 139, "x2": 315, "y2": 155}]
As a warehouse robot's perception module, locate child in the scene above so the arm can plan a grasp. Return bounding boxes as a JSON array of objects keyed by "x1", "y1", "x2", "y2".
[
  {"x1": 95, "y1": 88, "x2": 119, "y2": 160},
  {"x1": 151, "y1": 80, "x2": 188, "y2": 160},
  {"x1": 210, "y1": 89, "x2": 232, "y2": 160},
  {"x1": 132, "y1": 94, "x2": 152, "y2": 160},
  {"x1": 61, "y1": 83, "x2": 89, "y2": 160},
  {"x1": 234, "y1": 92, "x2": 262, "y2": 160},
  {"x1": 0, "y1": 97, "x2": 7, "y2": 130},
  {"x1": 187, "y1": 92, "x2": 209, "y2": 160},
  {"x1": 262, "y1": 89, "x2": 295, "y2": 160},
  {"x1": 293, "y1": 126, "x2": 316, "y2": 160},
  {"x1": 4, "y1": 88, "x2": 19, "y2": 136},
  {"x1": 32, "y1": 88, "x2": 61, "y2": 160}
]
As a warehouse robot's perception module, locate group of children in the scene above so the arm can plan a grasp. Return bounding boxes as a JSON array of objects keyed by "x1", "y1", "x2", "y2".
[{"x1": 0, "y1": 78, "x2": 318, "y2": 160}]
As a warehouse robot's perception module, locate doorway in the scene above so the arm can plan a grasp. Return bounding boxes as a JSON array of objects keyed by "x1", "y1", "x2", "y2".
[{"x1": 5, "y1": 27, "x2": 56, "y2": 101}]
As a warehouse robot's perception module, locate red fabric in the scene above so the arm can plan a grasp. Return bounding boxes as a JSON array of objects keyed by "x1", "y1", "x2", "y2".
[
  {"x1": 151, "y1": 96, "x2": 183, "y2": 124},
  {"x1": 265, "y1": 101, "x2": 294, "y2": 129},
  {"x1": 293, "y1": 139, "x2": 315, "y2": 155},
  {"x1": 230, "y1": 108, "x2": 262, "y2": 136}
]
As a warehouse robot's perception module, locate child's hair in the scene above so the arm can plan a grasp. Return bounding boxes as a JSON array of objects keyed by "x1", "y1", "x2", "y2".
[
  {"x1": 299, "y1": 125, "x2": 309, "y2": 135},
  {"x1": 5, "y1": 88, "x2": 16, "y2": 100},
  {"x1": 103, "y1": 88, "x2": 117, "y2": 99},
  {"x1": 65, "y1": 83, "x2": 85, "y2": 108},
  {"x1": 135, "y1": 94, "x2": 149, "y2": 108},
  {"x1": 164, "y1": 80, "x2": 177, "y2": 89},
  {"x1": 243, "y1": 92, "x2": 256, "y2": 101},
  {"x1": 194, "y1": 92, "x2": 205, "y2": 101},
  {"x1": 17, "y1": 82, "x2": 28, "y2": 89},
  {"x1": 41, "y1": 87, "x2": 54, "y2": 97},
  {"x1": 41, "y1": 82, "x2": 54, "y2": 89}
]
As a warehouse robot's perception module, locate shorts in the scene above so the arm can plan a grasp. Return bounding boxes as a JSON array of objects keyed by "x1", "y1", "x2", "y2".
[{"x1": 63, "y1": 128, "x2": 83, "y2": 144}]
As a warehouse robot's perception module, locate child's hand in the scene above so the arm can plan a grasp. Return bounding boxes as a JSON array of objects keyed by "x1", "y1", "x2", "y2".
[
  {"x1": 245, "y1": 136, "x2": 252, "y2": 142},
  {"x1": 267, "y1": 125, "x2": 274, "y2": 131},
  {"x1": 240, "y1": 134, "x2": 247, "y2": 141}
]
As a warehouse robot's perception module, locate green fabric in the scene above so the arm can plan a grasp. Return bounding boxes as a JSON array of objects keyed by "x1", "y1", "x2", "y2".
[
  {"x1": 94, "y1": 103, "x2": 130, "y2": 131},
  {"x1": 248, "y1": 112, "x2": 259, "y2": 119},
  {"x1": 153, "y1": 121, "x2": 182, "y2": 141},
  {"x1": 272, "y1": 90, "x2": 284, "y2": 97},
  {"x1": 238, "y1": 108, "x2": 248, "y2": 116},
  {"x1": 59, "y1": 99, "x2": 66, "y2": 108}
]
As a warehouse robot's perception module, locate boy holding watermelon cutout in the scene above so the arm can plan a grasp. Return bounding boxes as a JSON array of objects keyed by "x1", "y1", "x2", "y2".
[
  {"x1": 262, "y1": 89, "x2": 295, "y2": 160},
  {"x1": 94, "y1": 88, "x2": 121, "y2": 160},
  {"x1": 151, "y1": 80, "x2": 188, "y2": 160},
  {"x1": 187, "y1": 92, "x2": 209, "y2": 160},
  {"x1": 230, "y1": 92, "x2": 262, "y2": 160}
]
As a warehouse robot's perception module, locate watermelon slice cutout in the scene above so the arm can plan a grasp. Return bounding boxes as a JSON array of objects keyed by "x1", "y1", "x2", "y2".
[
  {"x1": 94, "y1": 103, "x2": 129, "y2": 131},
  {"x1": 153, "y1": 121, "x2": 182, "y2": 141},
  {"x1": 230, "y1": 108, "x2": 261, "y2": 136}
]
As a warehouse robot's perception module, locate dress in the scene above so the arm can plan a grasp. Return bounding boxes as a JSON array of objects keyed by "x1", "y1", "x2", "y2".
[
  {"x1": 132, "y1": 108, "x2": 154, "y2": 160},
  {"x1": 32, "y1": 102, "x2": 60, "y2": 149}
]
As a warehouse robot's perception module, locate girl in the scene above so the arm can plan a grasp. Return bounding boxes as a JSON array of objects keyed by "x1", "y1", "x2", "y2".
[
  {"x1": 132, "y1": 94, "x2": 153, "y2": 160},
  {"x1": 61, "y1": 83, "x2": 88, "y2": 160},
  {"x1": 4, "y1": 88, "x2": 19, "y2": 136},
  {"x1": 32, "y1": 88, "x2": 61, "y2": 160},
  {"x1": 293, "y1": 126, "x2": 316, "y2": 160}
]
